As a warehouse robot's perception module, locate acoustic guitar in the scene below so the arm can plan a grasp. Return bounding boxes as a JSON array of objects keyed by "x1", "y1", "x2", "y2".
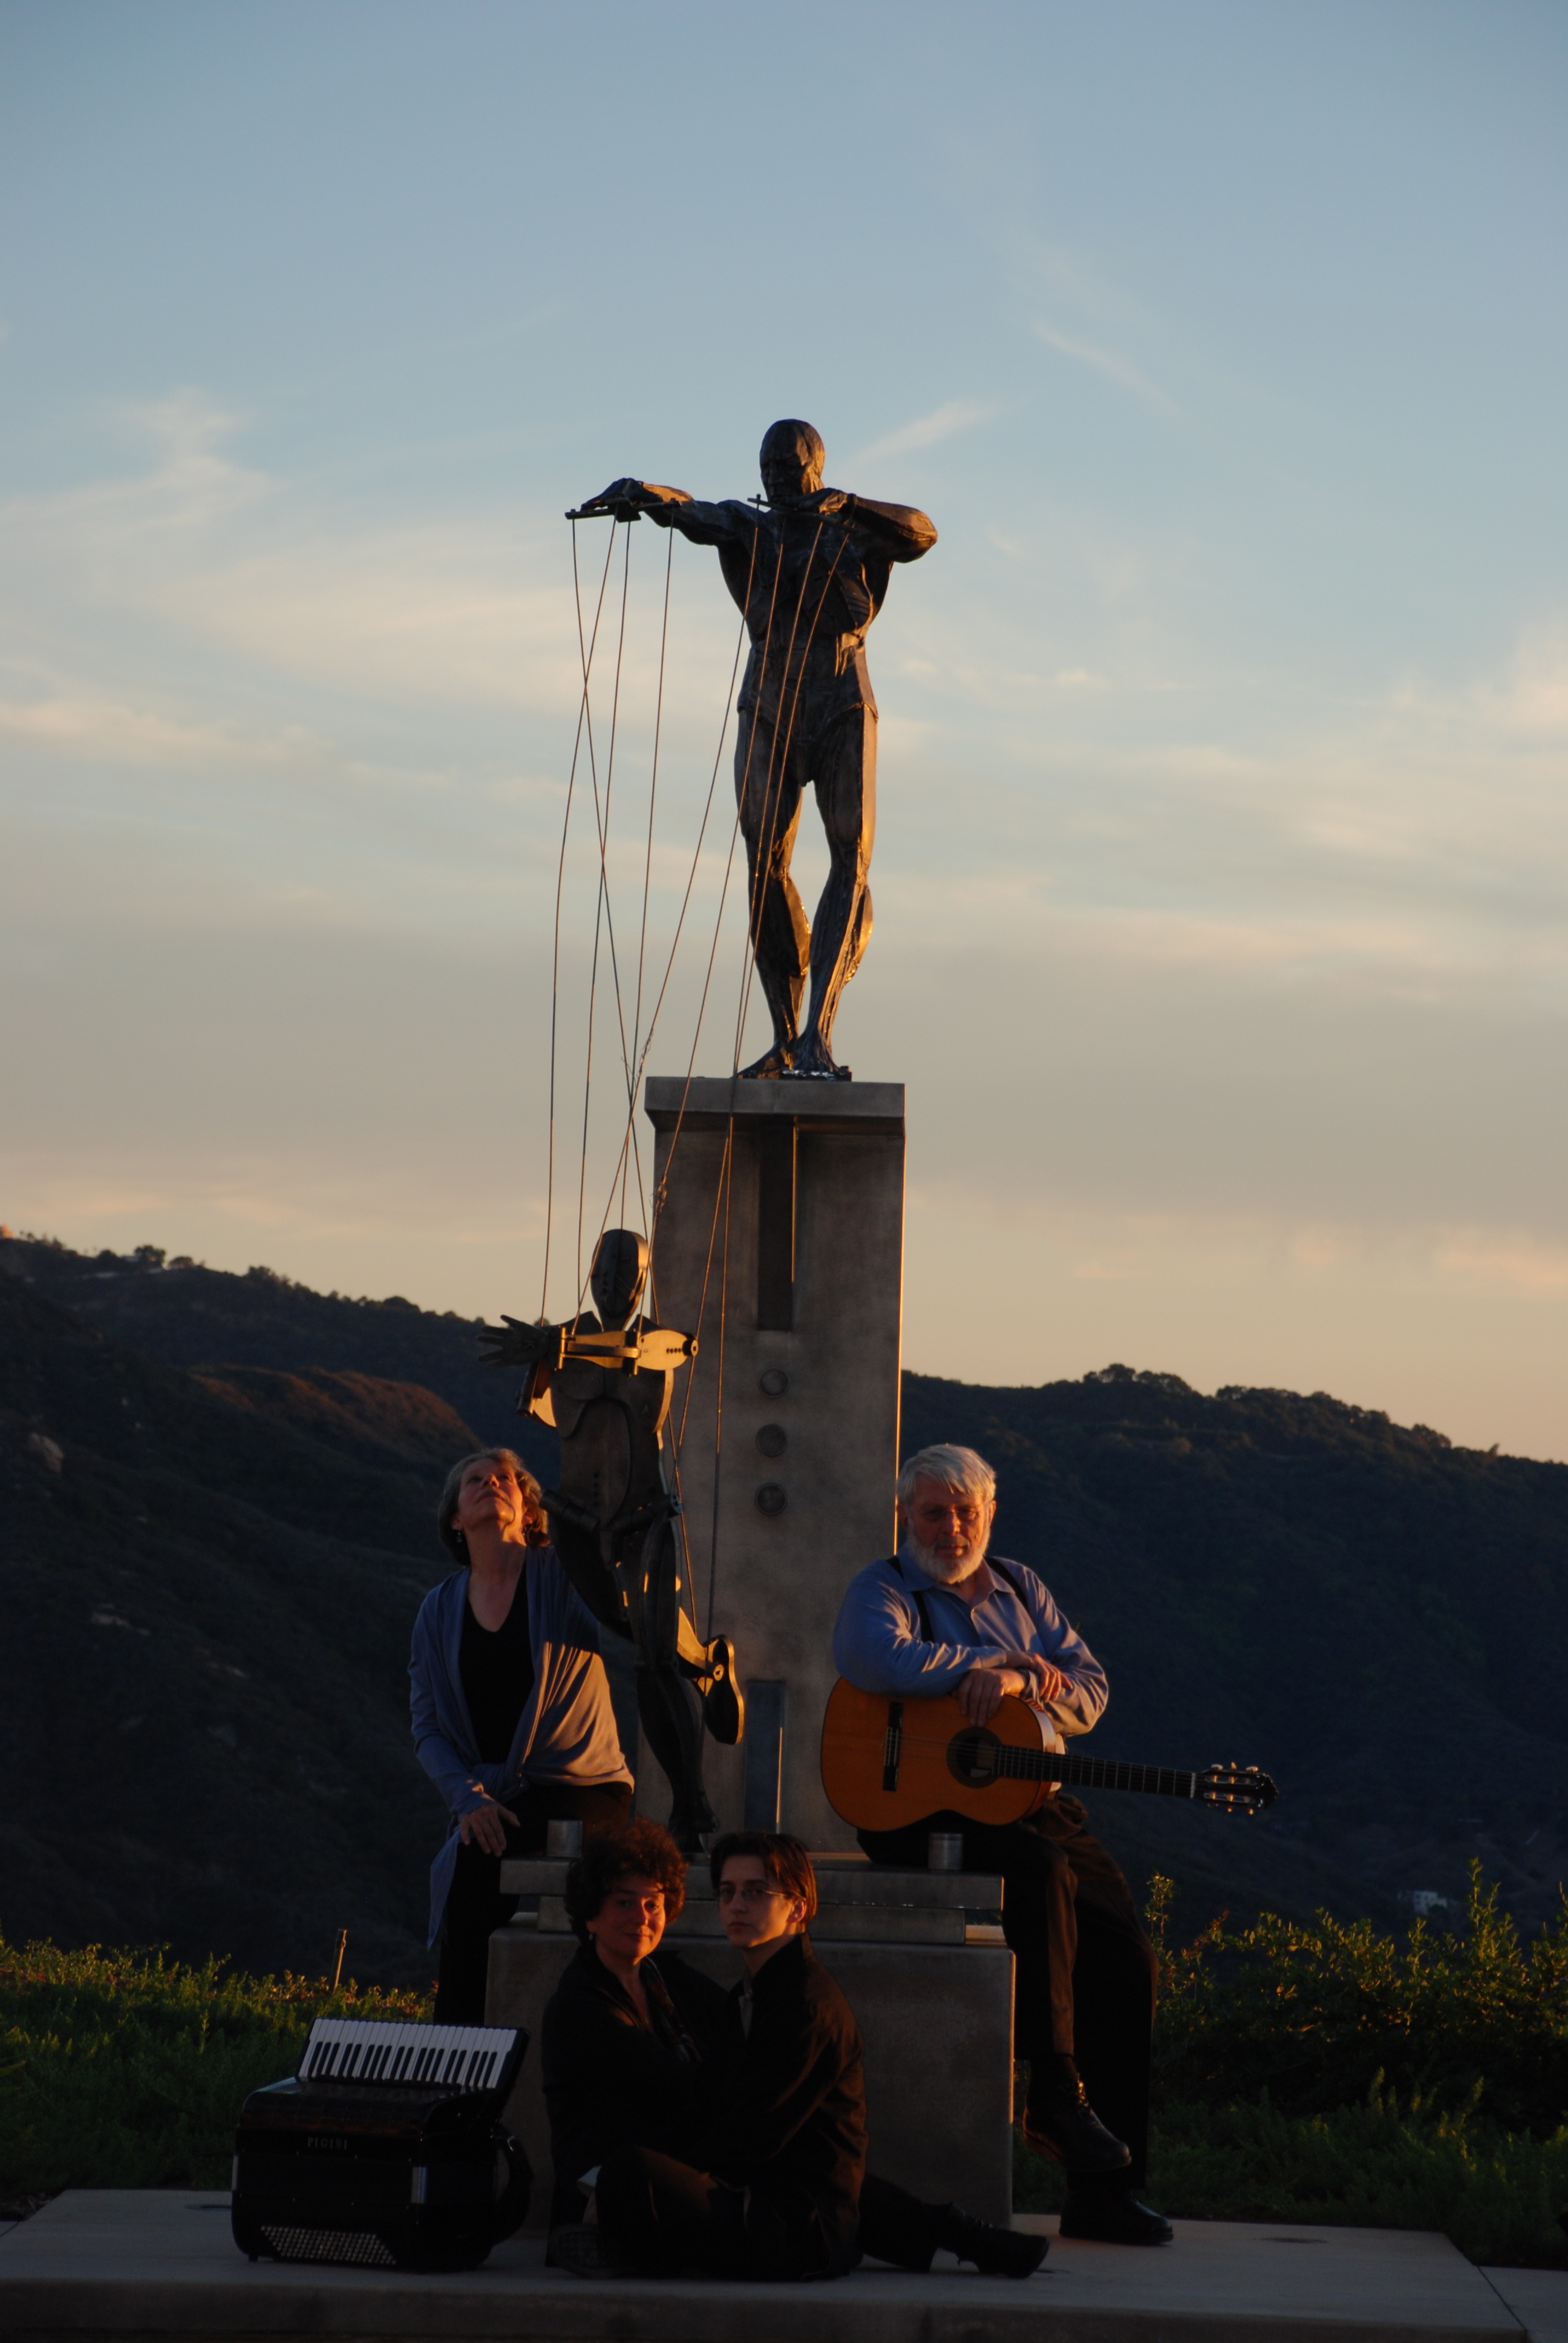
[{"x1": 819, "y1": 1677, "x2": 1278, "y2": 1832}]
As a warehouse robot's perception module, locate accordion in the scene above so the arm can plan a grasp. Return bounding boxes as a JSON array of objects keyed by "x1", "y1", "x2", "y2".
[{"x1": 232, "y1": 2017, "x2": 531, "y2": 2272}]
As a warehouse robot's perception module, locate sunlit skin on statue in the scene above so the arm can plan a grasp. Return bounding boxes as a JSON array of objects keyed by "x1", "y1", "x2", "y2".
[{"x1": 580, "y1": 421, "x2": 937, "y2": 1080}]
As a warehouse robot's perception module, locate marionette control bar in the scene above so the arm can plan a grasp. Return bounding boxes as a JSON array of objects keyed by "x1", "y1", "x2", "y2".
[{"x1": 480, "y1": 1316, "x2": 696, "y2": 1377}]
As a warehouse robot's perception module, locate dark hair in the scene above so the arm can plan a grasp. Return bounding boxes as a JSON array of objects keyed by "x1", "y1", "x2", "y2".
[
  {"x1": 708, "y1": 1830, "x2": 818, "y2": 1924},
  {"x1": 563, "y1": 1818, "x2": 688, "y2": 1945},
  {"x1": 436, "y1": 1447, "x2": 544, "y2": 1564}
]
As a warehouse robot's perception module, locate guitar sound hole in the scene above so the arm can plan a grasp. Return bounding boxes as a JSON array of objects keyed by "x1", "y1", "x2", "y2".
[{"x1": 947, "y1": 1730, "x2": 1000, "y2": 1789}]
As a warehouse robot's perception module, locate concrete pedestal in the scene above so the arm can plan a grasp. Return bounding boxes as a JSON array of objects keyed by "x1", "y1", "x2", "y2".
[
  {"x1": 643, "y1": 1075, "x2": 905, "y2": 1850},
  {"x1": 486, "y1": 1855, "x2": 1014, "y2": 2232}
]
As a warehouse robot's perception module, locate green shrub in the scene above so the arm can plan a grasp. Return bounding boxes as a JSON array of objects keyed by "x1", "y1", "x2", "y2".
[
  {"x1": 1147, "y1": 1863, "x2": 1568, "y2": 2134},
  {"x1": 0, "y1": 1938, "x2": 426, "y2": 2194}
]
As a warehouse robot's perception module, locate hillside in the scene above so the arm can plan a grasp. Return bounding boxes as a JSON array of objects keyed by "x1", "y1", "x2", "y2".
[
  {"x1": 0, "y1": 1271, "x2": 470, "y2": 1984},
  {"x1": 3, "y1": 1235, "x2": 1567, "y2": 1974},
  {"x1": 0, "y1": 1233, "x2": 555, "y2": 1481}
]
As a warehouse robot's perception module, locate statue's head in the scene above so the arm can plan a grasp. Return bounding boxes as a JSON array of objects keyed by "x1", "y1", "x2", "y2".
[
  {"x1": 760, "y1": 418, "x2": 825, "y2": 506},
  {"x1": 590, "y1": 1228, "x2": 649, "y2": 1330}
]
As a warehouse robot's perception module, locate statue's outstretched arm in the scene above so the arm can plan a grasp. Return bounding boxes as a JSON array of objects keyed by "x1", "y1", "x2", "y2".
[
  {"x1": 576, "y1": 476, "x2": 692, "y2": 516},
  {"x1": 572, "y1": 478, "x2": 750, "y2": 548},
  {"x1": 829, "y1": 491, "x2": 938, "y2": 561},
  {"x1": 477, "y1": 1315, "x2": 561, "y2": 1371}
]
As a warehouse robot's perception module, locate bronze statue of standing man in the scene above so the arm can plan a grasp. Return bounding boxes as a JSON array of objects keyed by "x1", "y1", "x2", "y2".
[{"x1": 580, "y1": 421, "x2": 937, "y2": 1079}]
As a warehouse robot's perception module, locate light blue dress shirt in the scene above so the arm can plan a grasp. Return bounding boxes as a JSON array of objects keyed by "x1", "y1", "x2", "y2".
[{"x1": 832, "y1": 1547, "x2": 1109, "y2": 1749}]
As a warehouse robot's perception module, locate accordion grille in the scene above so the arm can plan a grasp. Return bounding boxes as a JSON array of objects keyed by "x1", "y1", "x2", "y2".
[{"x1": 260, "y1": 2225, "x2": 397, "y2": 2267}]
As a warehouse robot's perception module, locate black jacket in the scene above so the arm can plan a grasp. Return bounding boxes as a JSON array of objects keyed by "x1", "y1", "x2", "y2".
[
  {"x1": 540, "y1": 1944, "x2": 732, "y2": 2224},
  {"x1": 704, "y1": 1934, "x2": 868, "y2": 2276}
]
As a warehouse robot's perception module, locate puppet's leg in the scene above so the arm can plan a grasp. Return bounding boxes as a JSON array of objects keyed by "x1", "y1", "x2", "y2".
[
  {"x1": 605, "y1": 1496, "x2": 743, "y2": 1745},
  {"x1": 540, "y1": 1500, "x2": 631, "y2": 1640},
  {"x1": 624, "y1": 1514, "x2": 716, "y2": 1849}
]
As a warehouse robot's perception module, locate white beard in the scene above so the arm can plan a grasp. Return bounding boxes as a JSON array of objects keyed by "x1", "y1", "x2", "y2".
[{"x1": 909, "y1": 1531, "x2": 988, "y2": 1585}]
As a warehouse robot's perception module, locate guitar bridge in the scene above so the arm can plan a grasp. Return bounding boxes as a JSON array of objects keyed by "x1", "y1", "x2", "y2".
[{"x1": 881, "y1": 1702, "x2": 904, "y2": 1792}]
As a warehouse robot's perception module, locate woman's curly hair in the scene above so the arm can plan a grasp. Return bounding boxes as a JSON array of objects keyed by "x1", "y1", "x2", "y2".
[{"x1": 563, "y1": 1817, "x2": 688, "y2": 1945}]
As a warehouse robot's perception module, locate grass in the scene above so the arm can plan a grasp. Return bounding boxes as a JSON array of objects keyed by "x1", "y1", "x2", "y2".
[
  {"x1": 1015, "y1": 2089, "x2": 1568, "y2": 2269},
  {"x1": 0, "y1": 1940, "x2": 427, "y2": 2199}
]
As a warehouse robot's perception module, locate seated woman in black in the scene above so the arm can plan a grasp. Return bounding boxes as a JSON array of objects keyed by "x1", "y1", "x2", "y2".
[
  {"x1": 540, "y1": 1817, "x2": 730, "y2": 2244},
  {"x1": 544, "y1": 1825, "x2": 1044, "y2": 2282}
]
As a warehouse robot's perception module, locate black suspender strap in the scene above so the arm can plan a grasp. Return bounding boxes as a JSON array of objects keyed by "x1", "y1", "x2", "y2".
[
  {"x1": 988, "y1": 1558, "x2": 1030, "y2": 1606},
  {"x1": 887, "y1": 1555, "x2": 936, "y2": 1644}
]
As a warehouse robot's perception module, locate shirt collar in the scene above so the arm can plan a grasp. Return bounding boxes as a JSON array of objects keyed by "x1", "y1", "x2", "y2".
[{"x1": 739, "y1": 1932, "x2": 810, "y2": 2002}]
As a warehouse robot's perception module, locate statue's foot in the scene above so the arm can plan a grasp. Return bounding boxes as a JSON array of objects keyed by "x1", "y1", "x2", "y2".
[
  {"x1": 787, "y1": 1031, "x2": 847, "y2": 1081},
  {"x1": 699, "y1": 1637, "x2": 745, "y2": 1746},
  {"x1": 739, "y1": 1042, "x2": 794, "y2": 1080},
  {"x1": 667, "y1": 1795, "x2": 718, "y2": 1853}
]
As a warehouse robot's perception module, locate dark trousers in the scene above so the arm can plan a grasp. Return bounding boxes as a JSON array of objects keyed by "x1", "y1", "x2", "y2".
[
  {"x1": 595, "y1": 2146, "x2": 935, "y2": 2281},
  {"x1": 859, "y1": 1795, "x2": 1157, "y2": 2187},
  {"x1": 434, "y1": 1781, "x2": 633, "y2": 2024}
]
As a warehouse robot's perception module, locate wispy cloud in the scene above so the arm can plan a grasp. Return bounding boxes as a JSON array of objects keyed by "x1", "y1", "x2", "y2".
[
  {"x1": 1433, "y1": 1230, "x2": 1568, "y2": 1299},
  {"x1": 0, "y1": 691, "x2": 277, "y2": 766},
  {"x1": 1033, "y1": 322, "x2": 1175, "y2": 416},
  {"x1": 850, "y1": 399, "x2": 999, "y2": 466}
]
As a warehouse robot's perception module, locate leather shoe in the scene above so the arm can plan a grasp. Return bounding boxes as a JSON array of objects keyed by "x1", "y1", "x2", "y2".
[
  {"x1": 1058, "y1": 2191, "x2": 1174, "y2": 2246},
  {"x1": 1021, "y1": 2060, "x2": 1131, "y2": 2172},
  {"x1": 932, "y1": 2204, "x2": 1048, "y2": 2277},
  {"x1": 699, "y1": 1637, "x2": 745, "y2": 1745}
]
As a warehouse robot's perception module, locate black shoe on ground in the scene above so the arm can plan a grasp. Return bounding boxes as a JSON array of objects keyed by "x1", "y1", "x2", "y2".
[
  {"x1": 932, "y1": 2204, "x2": 1047, "y2": 2277},
  {"x1": 1020, "y1": 2059, "x2": 1131, "y2": 2173},
  {"x1": 1058, "y1": 2191, "x2": 1174, "y2": 2246}
]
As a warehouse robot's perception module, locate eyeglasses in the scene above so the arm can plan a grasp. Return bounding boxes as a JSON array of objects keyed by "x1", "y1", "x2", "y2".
[{"x1": 717, "y1": 1881, "x2": 786, "y2": 1906}]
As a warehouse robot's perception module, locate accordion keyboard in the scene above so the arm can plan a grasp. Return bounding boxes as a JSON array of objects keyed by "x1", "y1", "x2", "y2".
[{"x1": 298, "y1": 2017, "x2": 521, "y2": 2096}]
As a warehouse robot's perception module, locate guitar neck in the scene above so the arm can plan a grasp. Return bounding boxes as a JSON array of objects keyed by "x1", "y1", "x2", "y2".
[{"x1": 1001, "y1": 1743, "x2": 1200, "y2": 1801}]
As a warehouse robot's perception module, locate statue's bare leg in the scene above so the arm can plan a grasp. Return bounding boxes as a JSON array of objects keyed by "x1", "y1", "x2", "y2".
[
  {"x1": 794, "y1": 704, "x2": 875, "y2": 1076},
  {"x1": 736, "y1": 709, "x2": 809, "y2": 1076}
]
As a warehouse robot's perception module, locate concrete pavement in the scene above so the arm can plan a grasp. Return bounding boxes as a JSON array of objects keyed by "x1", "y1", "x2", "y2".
[{"x1": 1, "y1": 2189, "x2": 1563, "y2": 2341}]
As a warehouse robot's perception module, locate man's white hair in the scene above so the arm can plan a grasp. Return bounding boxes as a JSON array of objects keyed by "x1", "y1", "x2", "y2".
[{"x1": 896, "y1": 1443, "x2": 997, "y2": 1507}]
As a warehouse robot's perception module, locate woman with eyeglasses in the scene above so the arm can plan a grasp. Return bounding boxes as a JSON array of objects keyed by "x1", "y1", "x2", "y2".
[{"x1": 543, "y1": 1825, "x2": 1044, "y2": 2282}]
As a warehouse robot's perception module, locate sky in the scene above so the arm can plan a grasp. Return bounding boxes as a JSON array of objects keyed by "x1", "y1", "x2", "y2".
[{"x1": 2, "y1": 0, "x2": 1566, "y2": 1457}]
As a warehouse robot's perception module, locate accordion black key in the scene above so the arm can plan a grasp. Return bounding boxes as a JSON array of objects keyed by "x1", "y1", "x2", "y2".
[{"x1": 232, "y1": 2017, "x2": 531, "y2": 2272}]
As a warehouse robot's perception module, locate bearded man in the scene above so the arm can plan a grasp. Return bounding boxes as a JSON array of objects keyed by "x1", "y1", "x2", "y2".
[{"x1": 831, "y1": 1442, "x2": 1171, "y2": 2247}]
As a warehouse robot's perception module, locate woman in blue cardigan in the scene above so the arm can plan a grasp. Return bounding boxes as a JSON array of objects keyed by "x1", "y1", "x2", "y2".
[{"x1": 410, "y1": 1446, "x2": 633, "y2": 2020}]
